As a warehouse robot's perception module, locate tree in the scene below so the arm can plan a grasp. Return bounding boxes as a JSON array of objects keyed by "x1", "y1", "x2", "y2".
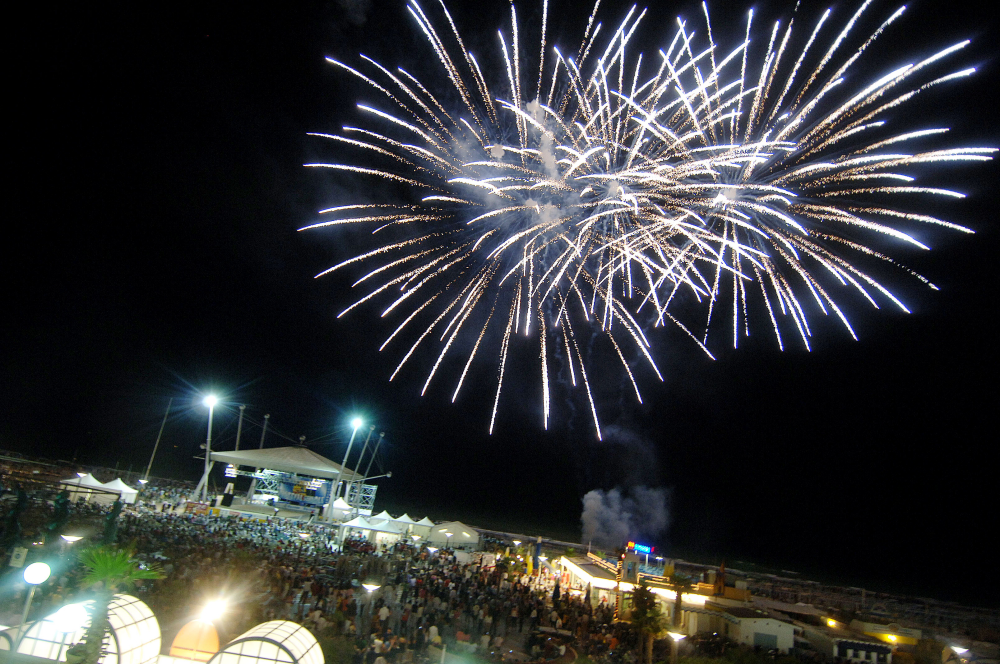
[
  {"x1": 631, "y1": 580, "x2": 665, "y2": 664},
  {"x1": 66, "y1": 543, "x2": 163, "y2": 664},
  {"x1": 667, "y1": 572, "x2": 693, "y2": 627}
]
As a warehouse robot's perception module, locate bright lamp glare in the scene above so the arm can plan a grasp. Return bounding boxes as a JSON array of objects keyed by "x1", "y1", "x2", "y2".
[
  {"x1": 362, "y1": 583, "x2": 380, "y2": 593},
  {"x1": 24, "y1": 562, "x2": 51, "y2": 585},
  {"x1": 52, "y1": 603, "x2": 90, "y2": 633},
  {"x1": 351, "y1": 417, "x2": 363, "y2": 429},
  {"x1": 668, "y1": 632, "x2": 687, "y2": 641},
  {"x1": 200, "y1": 599, "x2": 227, "y2": 621},
  {"x1": 61, "y1": 535, "x2": 83, "y2": 543},
  {"x1": 952, "y1": 648, "x2": 969, "y2": 655},
  {"x1": 203, "y1": 395, "x2": 218, "y2": 408}
]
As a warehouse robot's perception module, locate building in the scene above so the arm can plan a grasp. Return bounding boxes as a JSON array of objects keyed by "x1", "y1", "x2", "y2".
[{"x1": 797, "y1": 620, "x2": 895, "y2": 664}]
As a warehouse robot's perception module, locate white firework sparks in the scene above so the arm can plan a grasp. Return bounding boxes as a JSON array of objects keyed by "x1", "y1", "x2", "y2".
[{"x1": 304, "y1": 0, "x2": 994, "y2": 439}]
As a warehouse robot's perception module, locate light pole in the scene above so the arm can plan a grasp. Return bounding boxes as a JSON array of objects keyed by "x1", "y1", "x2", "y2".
[
  {"x1": 51, "y1": 602, "x2": 90, "y2": 660},
  {"x1": 668, "y1": 632, "x2": 686, "y2": 664},
  {"x1": 16, "y1": 562, "x2": 51, "y2": 651},
  {"x1": 328, "y1": 417, "x2": 362, "y2": 525},
  {"x1": 143, "y1": 397, "x2": 173, "y2": 483},
  {"x1": 200, "y1": 395, "x2": 218, "y2": 502},
  {"x1": 338, "y1": 418, "x2": 364, "y2": 499},
  {"x1": 347, "y1": 426, "x2": 375, "y2": 515}
]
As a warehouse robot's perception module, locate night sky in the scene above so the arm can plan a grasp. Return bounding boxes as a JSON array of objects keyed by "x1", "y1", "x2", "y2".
[{"x1": 7, "y1": 0, "x2": 998, "y2": 606}]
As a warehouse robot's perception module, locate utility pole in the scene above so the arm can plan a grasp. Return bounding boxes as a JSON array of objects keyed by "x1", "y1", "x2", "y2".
[
  {"x1": 246, "y1": 414, "x2": 269, "y2": 501},
  {"x1": 234, "y1": 405, "x2": 246, "y2": 450}
]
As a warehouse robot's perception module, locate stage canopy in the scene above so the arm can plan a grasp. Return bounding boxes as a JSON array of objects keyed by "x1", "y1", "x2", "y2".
[{"x1": 209, "y1": 447, "x2": 361, "y2": 481}]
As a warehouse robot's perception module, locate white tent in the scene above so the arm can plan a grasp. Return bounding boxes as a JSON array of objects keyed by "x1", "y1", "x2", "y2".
[
  {"x1": 411, "y1": 516, "x2": 434, "y2": 538},
  {"x1": 367, "y1": 519, "x2": 404, "y2": 534},
  {"x1": 58, "y1": 474, "x2": 117, "y2": 503},
  {"x1": 59, "y1": 473, "x2": 106, "y2": 489},
  {"x1": 426, "y1": 521, "x2": 480, "y2": 548},
  {"x1": 393, "y1": 514, "x2": 418, "y2": 525},
  {"x1": 105, "y1": 478, "x2": 139, "y2": 504},
  {"x1": 372, "y1": 510, "x2": 394, "y2": 521},
  {"x1": 342, "y1": 516, "x2": 373, "y2": 529}
]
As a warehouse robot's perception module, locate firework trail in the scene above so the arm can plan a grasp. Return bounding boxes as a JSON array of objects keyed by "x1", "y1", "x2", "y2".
[{"x1": 304, "y1": 0, "x2": 993, "y2": 438}]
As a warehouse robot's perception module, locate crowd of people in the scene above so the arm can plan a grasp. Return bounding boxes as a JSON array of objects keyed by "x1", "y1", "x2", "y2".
[{"x1": 1, "y1": 475, "x2": 639, "y2": 664}]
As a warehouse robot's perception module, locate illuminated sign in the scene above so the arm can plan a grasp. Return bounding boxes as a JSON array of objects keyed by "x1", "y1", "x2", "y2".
[{"x1": 627, "y1": 541, "x2": 654, "y2": 554}]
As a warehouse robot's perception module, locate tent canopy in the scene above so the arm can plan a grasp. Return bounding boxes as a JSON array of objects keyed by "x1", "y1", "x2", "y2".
[
  {"x1": 426, "y1": 521, "x2": 479, "y2": 545},
  {"x1": 343, "y1": 516, "x2": 372, "y2": 528},
  {"x1": 59, "y1": 474, "x2": 106, "y2": 489},
  {"x1": 367, "y1": 519, "x2": 404, "y2": 534},
  {"x1": 209, "y1": 447, "x2": 361, "y2": 481},
  {"x1": 372, "y1": 510, "x2": 393, "y2": 521},
  {"x1": 105, "y1": 479, "x2": 138, "y2": 494},
  {"x1": 393, "y1": 514, "x2": 418, "y2": 524},
  {"x1": 417, "y1": 517, "x2": 435, "y2": 526}
]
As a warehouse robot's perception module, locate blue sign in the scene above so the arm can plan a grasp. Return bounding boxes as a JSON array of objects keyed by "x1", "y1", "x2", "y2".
[{"x1": 628, "y1": 541, "x2": 654, "y2": 554}]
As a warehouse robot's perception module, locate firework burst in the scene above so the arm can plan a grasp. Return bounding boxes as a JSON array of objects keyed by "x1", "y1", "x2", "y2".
[{"x1": 304, "y1": 0, "x2": 993, "y2": 438}]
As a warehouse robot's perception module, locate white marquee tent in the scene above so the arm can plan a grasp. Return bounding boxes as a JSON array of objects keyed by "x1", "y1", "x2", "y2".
[
  {"x1": 58, "y1": 474, "x2": 119, "y2": 503},
  {"x1": 425, "y1": 521, "x2": 480, "y2": 548},
  {"x1": 105, "y1": 478, "x2": 140, "y2": 504}
]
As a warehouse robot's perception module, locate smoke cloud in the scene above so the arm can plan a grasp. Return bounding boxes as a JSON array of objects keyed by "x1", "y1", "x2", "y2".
[{"x1": 581, "y1": 485, "x2": 670, "y2": 550}]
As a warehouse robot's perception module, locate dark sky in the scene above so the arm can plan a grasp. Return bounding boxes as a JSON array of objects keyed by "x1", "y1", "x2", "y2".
[{"x1": 7, "y1": 0, "x2": 998, "y2": 606}]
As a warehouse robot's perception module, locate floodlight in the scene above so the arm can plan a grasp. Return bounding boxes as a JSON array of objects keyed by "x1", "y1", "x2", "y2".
[
  {"x1": 513, "y1": 540, "x2": 521, "y2": 545},
  {"x1": 668, "y1": 632, "x2": 687, "y2": 641},
  {"x1": 827, "y1": 619, "x2": 837, "y2": 628},
  {"x1": 200, "y1": 599, "x2": 227, "y2": 621},
  {"x1": 351, "y1": 417, "x2": 363, "y2": 429},
  {"x1": 77, "y1": 472, "x2": 87, "y2": 478},
  {"x1": 362, "y1": 583, "x2": 380, "y2": 593},
  {"x1": 61, "y1": 535, "x2": 83, "y2": 543},
  {"x1": 203, "y1": 395, "x2": 218, "y2": 408},
  {"x1": 24, "y1": 562, "x2": 51, "y2": 585},
  {"x1": 952, "y1": 647, "x2": 969, "y2": 655}
]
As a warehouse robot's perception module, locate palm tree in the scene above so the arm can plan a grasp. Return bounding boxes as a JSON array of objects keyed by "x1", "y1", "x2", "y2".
[
  {"x1": 630, "y1": 580, "x2": 664, "y2": 664},
  {"x1": 66, "y1": 543, "x2": 163, "y2": 664},
  {"x1": 667, "y1": 572, "x2": 692, "y2": 628}
]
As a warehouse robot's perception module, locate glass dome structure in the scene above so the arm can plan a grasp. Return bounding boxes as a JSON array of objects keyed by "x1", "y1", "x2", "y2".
[
  {"x1": 14, "y1": 594, "x2": 160, "y2": 664},
  {"x1": 208, "y1": 621, "x2": 323, "y2": 664}
]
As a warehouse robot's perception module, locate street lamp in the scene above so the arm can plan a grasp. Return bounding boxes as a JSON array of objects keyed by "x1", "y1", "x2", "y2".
[
  {"x1": 200, "y1": 395, "x2": 218, "y2": 501},
  {"x1": 51, "y1": 602, "x2": 91, "y2": 659},
  {"x1": 16, "y1": 563, "x2": 51, "y2": 650},
  {"x1": 668, "y1": 632, "x2": 687, "y2": 664}
]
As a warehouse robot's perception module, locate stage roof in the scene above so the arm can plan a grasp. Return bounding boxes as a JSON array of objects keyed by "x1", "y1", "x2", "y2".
[{"x1": 209, "y1": 447, "x2": 362, "y2": 481}]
